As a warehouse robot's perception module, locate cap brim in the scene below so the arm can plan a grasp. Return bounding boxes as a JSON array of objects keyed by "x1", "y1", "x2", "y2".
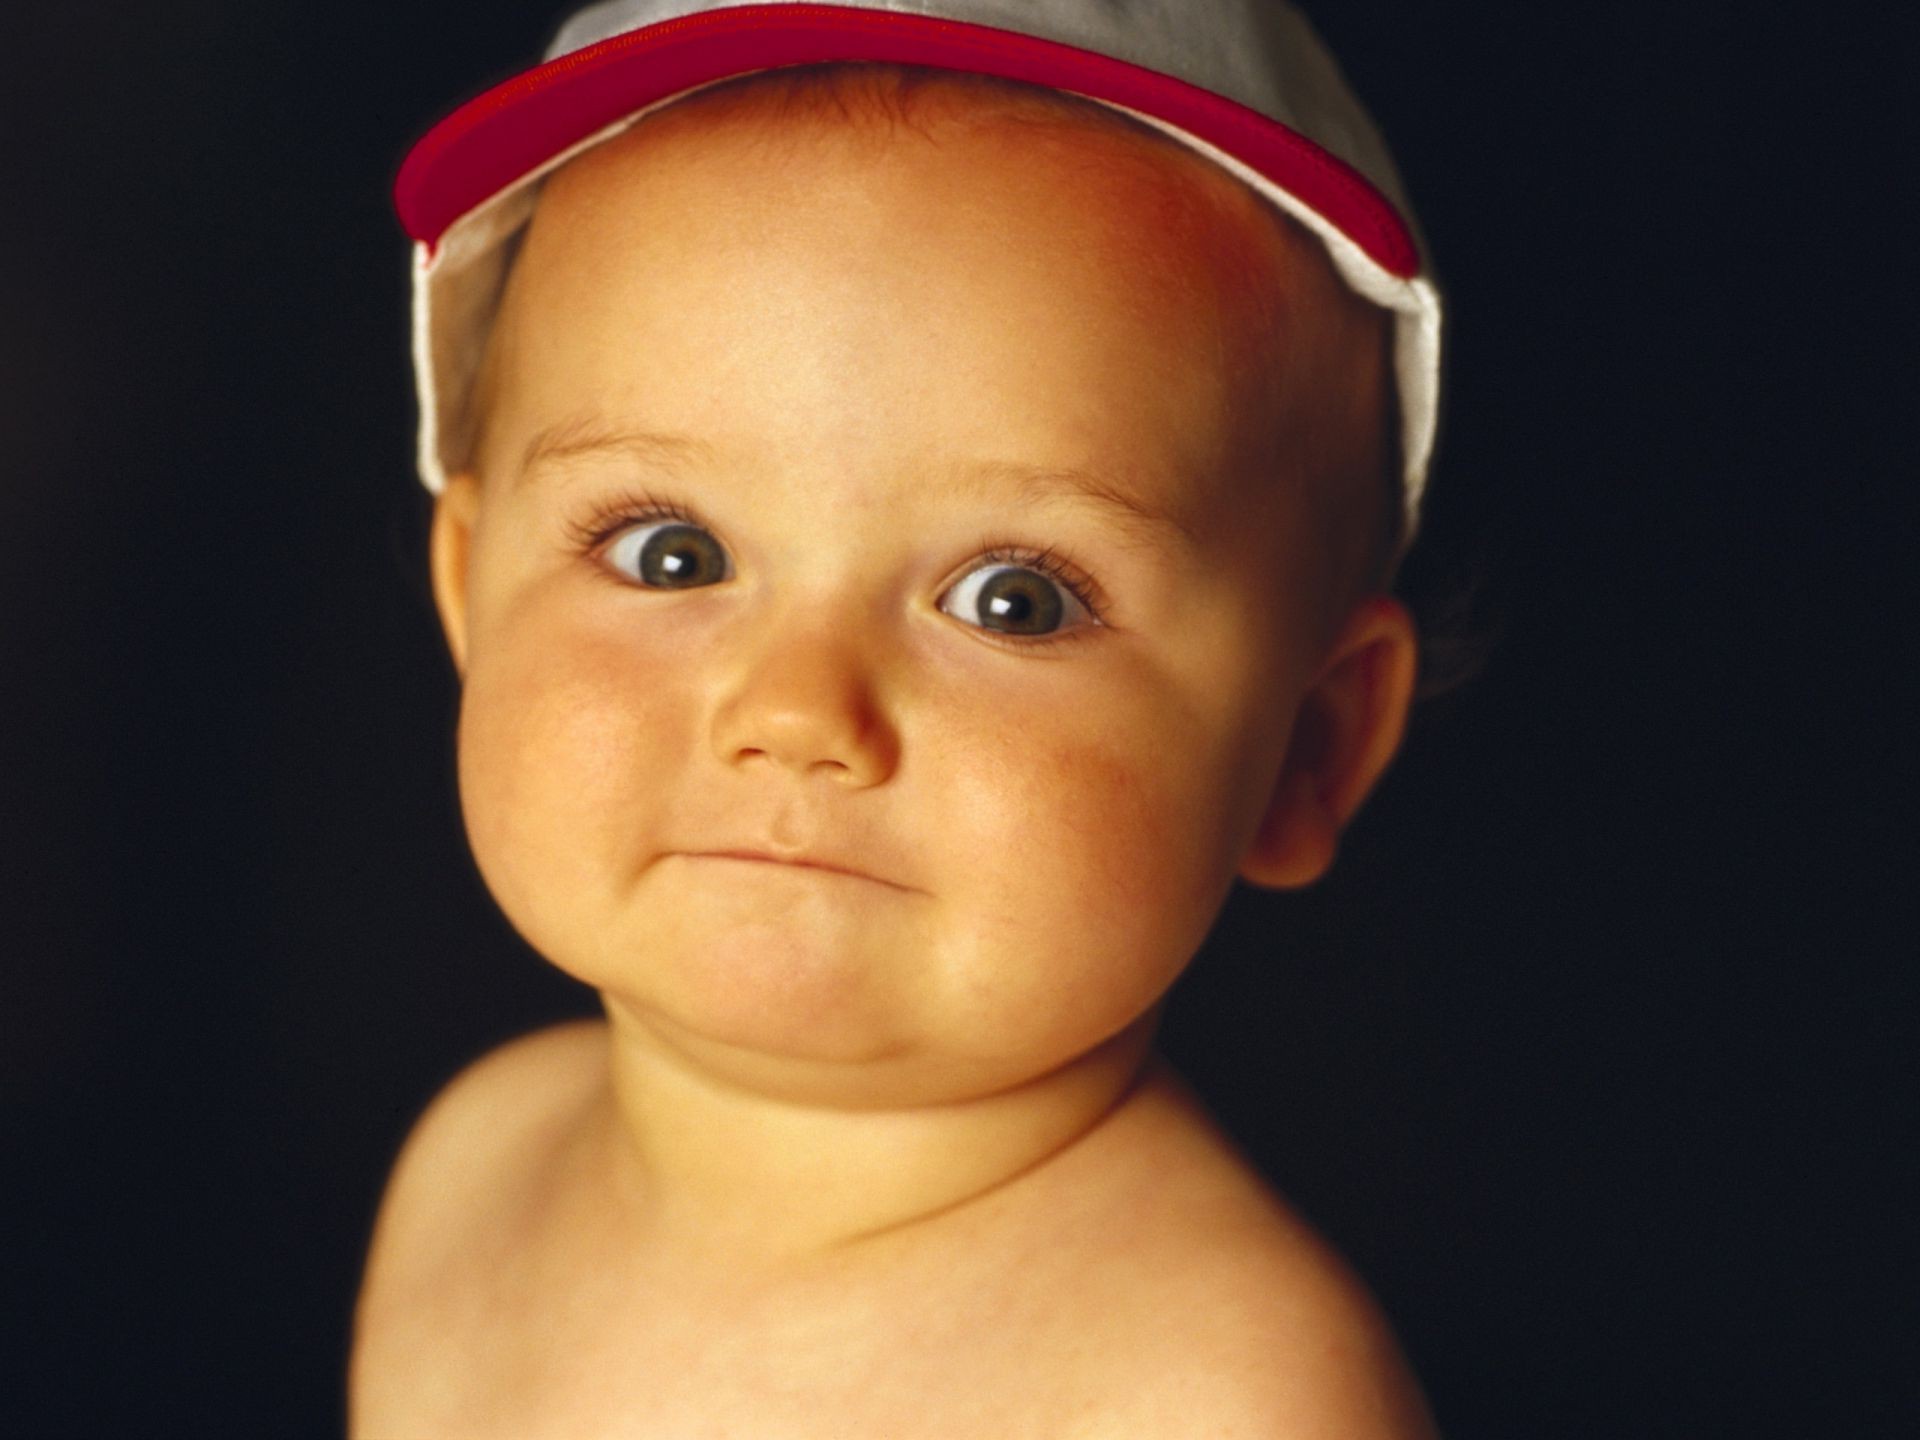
[{"x1": 395, "y1": 1, "x2": 1419, "y2": 278}]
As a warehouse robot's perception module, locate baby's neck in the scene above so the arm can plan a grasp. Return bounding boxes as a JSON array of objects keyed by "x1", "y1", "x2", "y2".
[{"x1": 581, "y1": 1001, "x2": 1162, "y2": 1277}]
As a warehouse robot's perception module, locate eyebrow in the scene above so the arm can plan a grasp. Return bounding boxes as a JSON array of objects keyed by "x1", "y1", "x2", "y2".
[
  {"x1": 938, "y1": 460, "x2": 1199, "y2": 549},
  {"x1": 518, "y1": 416, "x2": 716, "y2": 484},
  {"x1": 518, "y1": 416, "x2": 1198, "y2": 548}
]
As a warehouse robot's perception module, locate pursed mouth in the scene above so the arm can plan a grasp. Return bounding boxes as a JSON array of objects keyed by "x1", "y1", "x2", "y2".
[{"x1": 684, "y1": 851, "x2": 914, "y2": 893}]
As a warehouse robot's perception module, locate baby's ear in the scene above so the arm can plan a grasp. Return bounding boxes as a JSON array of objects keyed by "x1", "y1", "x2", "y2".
[
  {"x1": 1238, "y1": 595, "x2": 1418, "y2": 890},
  {"x1": 427, "y1": 472, "x2": 481, "y2": 679}
]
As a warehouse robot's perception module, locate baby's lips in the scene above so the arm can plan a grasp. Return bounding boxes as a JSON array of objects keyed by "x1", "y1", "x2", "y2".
[{"x1": 680, "y1": 847, "x2": 918, "y2": 893}]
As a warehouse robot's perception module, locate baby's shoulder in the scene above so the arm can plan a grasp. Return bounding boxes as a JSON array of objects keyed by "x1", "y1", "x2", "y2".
[
  {"x1": 350, "y1": 1019, "x2": 608, "y2": 1401},
  {"x1": 1066, "y1": 1069, "x2": 1438, "y2": 1438},
  {"x1": 367, "y1": 1017, "x2": 608, "y2": 1239},
  {"x1": 1099, "y1": 1208, "x2": 1438, "y2": 1439}
]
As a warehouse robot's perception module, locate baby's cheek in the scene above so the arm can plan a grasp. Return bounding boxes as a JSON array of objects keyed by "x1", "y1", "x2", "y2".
[
  {"x1": 457, "y1": 628, "x2": 684, "y2": 931},
  {"x1": 943, "y1": 720, "x2": 1236, "y2": 1052},
  {"x1": 1045, "y1": 735, "x2": 1229, "y2": 949}
]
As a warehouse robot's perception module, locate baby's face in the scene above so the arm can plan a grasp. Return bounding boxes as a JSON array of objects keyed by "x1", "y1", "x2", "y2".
[{"x1": 433, "y1": 85, "x2": 1390, "y2": 1105}]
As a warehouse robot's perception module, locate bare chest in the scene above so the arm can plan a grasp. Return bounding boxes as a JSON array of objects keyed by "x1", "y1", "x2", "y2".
[{"x1": 369, "y1": 1222, "x2": 1112, "y2": 1440}]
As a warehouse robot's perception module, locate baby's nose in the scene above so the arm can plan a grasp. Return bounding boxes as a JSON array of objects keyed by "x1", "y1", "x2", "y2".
[{"x1": 705, "y1": 619, "x2": 899, "y2": 788}]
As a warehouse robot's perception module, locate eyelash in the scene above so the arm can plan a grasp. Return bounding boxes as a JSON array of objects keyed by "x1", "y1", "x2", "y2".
[
  {"x1": 561, "y1": 487, "x2": 1106, "y2": 650},
  {"x1": 562, "y1": 486, "x2": 707, "y2": 554}
]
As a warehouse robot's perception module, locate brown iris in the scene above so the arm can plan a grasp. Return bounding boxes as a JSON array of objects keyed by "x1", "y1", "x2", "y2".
[
  {"x1": 974, "y1": 568, "x2": 1064, "y2": 636},
  {"x1": 637, "y1": 524, "x2": 727, "y2": 588}
]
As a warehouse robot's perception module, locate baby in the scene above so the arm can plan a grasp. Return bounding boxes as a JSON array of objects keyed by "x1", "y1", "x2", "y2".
[{"x1": 352, "y1": 3, "x2": 1444, "y2": 1435}]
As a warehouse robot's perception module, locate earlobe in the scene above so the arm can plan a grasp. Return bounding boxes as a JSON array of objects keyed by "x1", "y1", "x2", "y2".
[
  {"x1": 427, "y1": 473, "x2": 480, "y2": 679},
  {"x1": 1238, "y1": 595, "x2": 1419, "y2": 891}
]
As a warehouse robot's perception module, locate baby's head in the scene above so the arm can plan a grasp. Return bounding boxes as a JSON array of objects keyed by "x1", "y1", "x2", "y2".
[{"x1": 407, "y1": 28, "x2": 1435, "y2": 1108}]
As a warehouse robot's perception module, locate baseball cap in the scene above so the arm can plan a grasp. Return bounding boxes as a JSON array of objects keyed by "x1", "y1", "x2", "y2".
[{"x1": 395, "y1": 0, "x2": 1443, "y2": 549}]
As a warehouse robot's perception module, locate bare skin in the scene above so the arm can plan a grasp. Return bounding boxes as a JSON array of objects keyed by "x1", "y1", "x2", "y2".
[{"x1": 353, "y1": 72, "x2": 1430, "y2": 1439}]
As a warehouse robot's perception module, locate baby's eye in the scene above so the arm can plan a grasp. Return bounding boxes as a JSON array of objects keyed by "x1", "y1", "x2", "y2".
[
  {"x1": 938, "y1": 556, "x2": 1098, "y2": 641},
  {"x1": 604, "y1": 518, "x2": 731, "y2": 588}
]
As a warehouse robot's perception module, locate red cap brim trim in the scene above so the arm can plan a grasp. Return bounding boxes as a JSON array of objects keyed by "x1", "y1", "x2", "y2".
[{"x1": 394, "y1": 2, "x2": 1419, "y2": 278}]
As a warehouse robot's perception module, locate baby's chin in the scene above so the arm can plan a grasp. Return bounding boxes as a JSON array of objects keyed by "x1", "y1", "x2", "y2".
[
  {"x1": 554, "y1": 939, "x2": 1131, "y2": 1115},
  {"x1": 606, "y1": 913, "x2": 919, "y2": 1064},
  {"x1": 600, "y1": 995, "x2": 1028, "y2": 1111},
  {"x1": 512, "y1": 867, "x2": 966, "y2": 1097}
]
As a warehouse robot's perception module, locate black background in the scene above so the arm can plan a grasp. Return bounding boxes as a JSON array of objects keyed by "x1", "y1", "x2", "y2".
[{"x1": 1, "y1": 2, "x2": 1908, "y2": 1436}]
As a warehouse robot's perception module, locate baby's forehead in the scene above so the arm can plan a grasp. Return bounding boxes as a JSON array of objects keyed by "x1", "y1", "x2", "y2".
[{"x1": 529, "y1": 66, "x2": 1361, "y2": 377}]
